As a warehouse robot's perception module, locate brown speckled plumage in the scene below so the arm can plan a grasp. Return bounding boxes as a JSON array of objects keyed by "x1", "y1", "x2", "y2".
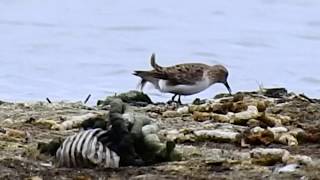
[{"x1": 133, "y1": 54, "x2": 231, "y2": 104}]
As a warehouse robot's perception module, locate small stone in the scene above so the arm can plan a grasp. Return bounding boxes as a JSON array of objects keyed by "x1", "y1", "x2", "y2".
[
  {"x1": 194, "y1": 129, "x2": 240, "y2": 143},
  {"x1": 278, "y1": 133, "x2": 298, "y2": 146},
  {"x1": 251, "y1": 127, "x2": 265, "y2": 133},
  {"x1": 2, "y1": 118, "x2": 14, "y2": 125},
  {"x1": 148, "y1": 112, "x2": 159, "y2": 118},
  {"x1": 162, "y1": 110, "x2": 181, "y2": 118},
  {"x1": 259, "y1": 113, "x2": 282, "y2": 127},
  {"x1": 40, "y1": 162, "x2": 53, "y2": 168},
  {"x1": 289, "y1": 128, "x2": 305, "y2": 137},
  {"x1": 278, "y1": 115, "x2": 291, "y2": 125},
  {"x1": 193, "y1": 111, "x2": 211, "y2": 122},
  {"x1": 247, "y1": 119, "x2": 261, "y2": 127},
  {"x1": 256, "y1": 101, "x2": 268, "y2": 112},
  {"x1": 230, "y1": 101, "x2": 248, "y2": 113},
  {"x1": 205, "y1": 158, "x2": 227, "y2": 166},
  {"x1": 145, "y1": 104, "x2": 166, "y2": 114},
  {"x1": 243, "y1": 128, "x2": 274, "y2": 145},
  {"x1": 73, "y1": 175, "x2": 92, "y2": 180},
  {"x1": 275, "y1": 164, "x2": 300, "y2": 173},
  {"x1": 234, "y1": 106, "x2": 259, "y2": 119},
  {"x1": 34, "y1": 119, "x2": 59, "y2": 129},
  {"x1": 250, "y1": 148, "x2": 290, "y2": 166},
  {"x1": 54, "y1": 113, "x2": 106, "y2": 131},
  {"x1": 166, "y1": 129, "x2": 180, "y2": 141},
  {"x1": 296, "y1": 131, "x2": 320, "y2": 144},
  {"x1": 267, "y1": 127, "x2": 288, "y2": 134},
  {"x1": 232, "y1": 93, "x2": 244, "y2": 102},
  {"x1": 262, "y1": 88, "x2": 288, "y2": 98},
  {"x1": 189, "y1": 104, "x2": 210, "y2": 113},
  {"x1": 189, "y1": 102, "x2": 230, "y2": 114},
  {"x1": 27, "y1": 176, "x2": 43, "y2": 180},
  {"x1": 177, "y1": 106, "x2": 189, "y2": 114},
  {"x1": 5, "y1": 128, "x2": 26, "y2": 139},
  {"x1": 192, "y1": 111, "x2": 230, "y2": 122},
  {"x1": 130, "y1": 174, "x2": 161, "y2": 180}
]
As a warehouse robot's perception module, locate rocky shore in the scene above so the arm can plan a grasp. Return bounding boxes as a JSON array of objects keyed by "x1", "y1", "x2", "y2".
[{"x1": 0, "y1": 88, "x2": 320, "y2": 180}]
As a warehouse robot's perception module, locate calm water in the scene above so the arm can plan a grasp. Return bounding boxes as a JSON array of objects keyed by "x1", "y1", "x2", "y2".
[{"x1": 0, "y1": 0, "x2": 320, "y2": 104}]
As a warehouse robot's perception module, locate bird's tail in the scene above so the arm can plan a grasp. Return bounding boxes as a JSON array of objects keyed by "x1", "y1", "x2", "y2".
[
  {"x1": 150, "y1": 53, "x2": 163, "y2": 71},
  {"x1": 132, "y1": 53, "x2": 162, "y2": 91},
  {"x1": 133, "y1": 71, "x2": 151, "y2": 90},
  {"x1": 133, "y1": 70, "x2": 160, "y2": 90}
]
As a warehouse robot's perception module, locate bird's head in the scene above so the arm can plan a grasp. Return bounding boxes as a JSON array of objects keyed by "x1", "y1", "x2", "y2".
[{"x1": 208, "y1": 65, "x2": 232, "y2": 94}]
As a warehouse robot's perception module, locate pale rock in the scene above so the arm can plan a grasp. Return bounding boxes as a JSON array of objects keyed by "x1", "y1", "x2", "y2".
[
  {"x1": 289, "y1": 128, "x2": 305, "y2": 137},
  {"x1": 250, "y1": 148, "x2": 290, "y2": 165},
  {"x1": 29, "y1": 176, "x2": 43, "y2": 180},
  {"x1": 194, "y1": 129, "x2": 240, "y2": 142},
  {"x1": 53, "y1": 113, "x2": 104, "y2": 131},
  {"x1": 162, "y1": 110, "x2": 181, "y2": 118},
  {"x1": 166, "y1": 129, "x2": 180, "y2": 141},
  {"x1": 278, "y1": 133, "x2": 298, "y2": 146},
  {"x1": 35, "y1": 119, "x2": 59, "y2": 129},
  {"x1": 251, "y1": 127, "x2": 265, "y2": 133},
  {"x1": 2, "y1": 118, "x2": 14, "y2": 125},
  {"x1": 275, "y1": 164, "x2": 300, "y2": 173},
  {"x1": 177, "y1": 106, "x2": 190, "y2": 114},
  {"x1": 267, "y1": 127, "x2": 288, "y2": 134},
  {"x1": 234, "y1": 106, "x2": 259, "y2": 120}
]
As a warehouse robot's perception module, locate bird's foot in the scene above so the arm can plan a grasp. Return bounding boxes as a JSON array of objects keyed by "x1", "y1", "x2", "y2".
[
  {"x1": 166, "y1": 100, "x2": 181, "y2": 106},
  {"x1": 168, "y1": 94, "x2": 183, "y2": 106},
  {"x1": 167, "y1": 100, "x2": 176, "y2": 104},
  {"x1": 166, "y1": 101, "x2": 184, "y2": 109}
]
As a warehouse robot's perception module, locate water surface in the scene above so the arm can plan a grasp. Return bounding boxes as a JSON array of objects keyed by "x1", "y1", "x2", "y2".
[{"x1": 0, "y1": 0, "x2": 320, "y2": 103}]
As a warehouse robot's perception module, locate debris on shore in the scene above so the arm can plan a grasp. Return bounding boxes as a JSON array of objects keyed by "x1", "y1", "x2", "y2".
[{"x1": 0, "y1": 88, "x2": 320, "y2": 179}]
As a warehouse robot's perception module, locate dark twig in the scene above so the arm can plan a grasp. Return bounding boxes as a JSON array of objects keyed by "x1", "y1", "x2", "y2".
[
  {"x1": 46, "y1": 97, "x2": 52, "y2": 104},
  {"x1": 299, "y1": 94, "x2": 317, "y2": 103},
  {"x1": 84, "y1": 94, "x2": 92, "y2": 104}
]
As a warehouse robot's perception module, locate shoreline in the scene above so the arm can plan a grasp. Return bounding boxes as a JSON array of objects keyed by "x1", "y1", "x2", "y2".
[{"x1": 0, "y1": 88, "x2": 320, "y2": 179}]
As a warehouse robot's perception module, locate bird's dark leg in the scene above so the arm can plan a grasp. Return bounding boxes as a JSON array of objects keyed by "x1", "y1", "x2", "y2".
[
  {"x1": 167, "y1": 94, "x2": 177, "y2": 104},
  {"x1": 171, "y1": 94, "x2": 177, "y2": 102},
  {"x1": 177, "y1": 95, "x2": 182, "y2": 105}
]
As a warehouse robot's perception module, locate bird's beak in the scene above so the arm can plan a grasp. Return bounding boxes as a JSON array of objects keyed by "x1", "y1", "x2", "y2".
[{"x1": 224, "y1": 81, "x2": 232, "y2": 95}]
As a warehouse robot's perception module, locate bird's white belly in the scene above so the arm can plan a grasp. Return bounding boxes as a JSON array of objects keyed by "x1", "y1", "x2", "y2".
[{"x1": 158, "y1": 79, "x2": 211, "y2": 95}]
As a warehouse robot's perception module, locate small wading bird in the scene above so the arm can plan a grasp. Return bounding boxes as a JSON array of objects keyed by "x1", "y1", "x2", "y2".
[{"x1": 133, "y1": 54, "x2": 232, "y2": 104}]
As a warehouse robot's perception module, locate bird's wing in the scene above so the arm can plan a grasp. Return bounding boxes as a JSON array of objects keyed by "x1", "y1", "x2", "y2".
[{"x1": 152, "y1": 63, "x2": 207, "y2": 85}]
